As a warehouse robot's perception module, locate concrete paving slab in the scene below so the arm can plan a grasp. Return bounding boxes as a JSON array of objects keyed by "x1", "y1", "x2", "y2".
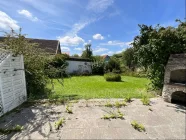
[{"x1": 0, "y1": 97, "x2": 185, "y2": 139}]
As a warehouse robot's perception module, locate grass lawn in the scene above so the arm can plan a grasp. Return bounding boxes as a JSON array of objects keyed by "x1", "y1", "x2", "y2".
[{"x1": 48, "y1": 76, "x2": 154, "y2": 100}]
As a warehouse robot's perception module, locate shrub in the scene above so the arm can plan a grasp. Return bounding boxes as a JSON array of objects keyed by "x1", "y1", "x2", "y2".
[
  {"x1": 104, "y1": 73, "x2": 121, "y2": 82},
  {"x1": 121, "y1": 67, "x2": 147, "y2": 78},
  {"x1": 104, "y1": 58, "x2": 121, "y2": 73},
  {"x1": 45, "y1": 54, "x2": 68, "y2": 78},
  {"x1": 1, "y1": 29, "x2": 65, "y2": 98},
  {"x1": 92, "y1": 61, "x2": 104, "y2": 75},
  {"x1": 131, "y1": 120, "x2": 145, "y2": 132}
]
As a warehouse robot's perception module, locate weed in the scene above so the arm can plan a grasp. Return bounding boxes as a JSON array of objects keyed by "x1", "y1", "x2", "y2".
[
  {"x1": 102, "y1": 114, "x2": 110, "y2": 119},
  {"x1": 115, "y1": 101, "x2": 127, "y2": 108},
  {"x1": 102, "y1": 110, "x2": 124, "y2": 120},
  {"x1": 0, "y1": 125, "x2": 23, "y2": 134},
  {"x1": 117, "y1": 109, "x2": 124, "y2": 119},
  {"x1": 66, "y1": 105, "x2": 73, "y2": 114},
  {"x1": 141, "y1": 96, "x2": 150, "y2": 105},
  {"x1": 13, "y1": 125, "x2": 24, "y2": 132},
  {"x1": 125, "y1": 95, "x2": 132, "y2": 103},
  {"x1": 55, "y1": 118, "x2": 65, "y2": 130},
  {"x1": 131, "y1": 120, "x2": 145, "y2": 132},
  {"x1": 105, "y1": 101, "x2": 113, "y2": 107}
]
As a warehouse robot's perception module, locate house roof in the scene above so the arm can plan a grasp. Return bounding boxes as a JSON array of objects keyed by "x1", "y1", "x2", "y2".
[
  {"x1": 66, "y1": 57, "x2": 92, "y2": 62},
  {"x1": 102, "y1": 55, "x2": 110, "y2": 59},
  {"x1": 0, "y1": 37, "x2": 61, "y2": 54}
]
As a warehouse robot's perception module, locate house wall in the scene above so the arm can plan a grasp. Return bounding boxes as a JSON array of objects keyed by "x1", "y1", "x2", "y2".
[
  {"x1": 66, "y1": 60, "x2": 92, "y2": 74},
  {"x1": 0, "y1": 50, "x2": 27, "y2": 116}
]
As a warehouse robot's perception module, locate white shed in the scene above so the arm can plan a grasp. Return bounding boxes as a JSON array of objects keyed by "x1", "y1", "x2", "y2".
[
  {"x1": 0, "y1": 49, "x2": 27, "y2": 117},
  {"x1": 66, "y1": 57, "x2": 92, "y2": 74}
]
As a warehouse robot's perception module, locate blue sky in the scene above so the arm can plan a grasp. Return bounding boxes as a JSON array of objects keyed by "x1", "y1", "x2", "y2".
[{"x1": 0, "y1": 0, "x2": 185, "y2": 56}]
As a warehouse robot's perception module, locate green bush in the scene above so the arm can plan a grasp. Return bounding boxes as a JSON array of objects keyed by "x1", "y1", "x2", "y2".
[
  {"x1": 1, "y1": 29, "x2": 65, "y2": 98},
  {"x1": 104, "y1": 58, "x2": 121, "y2": 73},
  {"x1": 121, "y1": 67, "x2": 147, "y2": 78},
  {"x1": 92, "y1": 61, "x2": 104, "y2": 75},
  {"x1": 45, "y1": 54, "x2": 68, "y2": 78},
  {"x1": 104, "y1": 73, "x2": 121, "y2": 82}
]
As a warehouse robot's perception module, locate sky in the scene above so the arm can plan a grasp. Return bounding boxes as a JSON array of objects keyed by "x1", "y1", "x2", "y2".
[{"x1": 0, "y1": 0, "x2": 185, "y2": 56}]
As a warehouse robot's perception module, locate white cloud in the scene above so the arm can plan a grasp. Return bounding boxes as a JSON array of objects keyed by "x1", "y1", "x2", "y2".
[
  {"x1": 0, "y1": 11, "x2": 19, "y2": 30},
  {"x1": 94, "y1": 47, "x2": 108, "y2": 53},
  {"x1": 18, "y1": 9, "x2": 38, "y2": 22},
  {"x1": 83, "y1": 39, "x2": 92, "y2": 46},
  {"x1": 100, "y1": 40, "x2": 133, "y2": 47},
  {"x1": 61, "y1": 47, "x2": 70, "y2": 51},
  {"x1": 74, "y1": 47, "x2": 83, "y2": 51},
  {"x1": 57, "y1": 35, "x2": 85, "y2": 46},
  {"x1": 68, "y1": 18, "x2": 98, "y2": 36},
  {"x1": 101, "y1": 40, "x2": 125, "y2": 47},
  {"x1": 20, "y1": 0, "x2": 58, "y2": 15},
  {"x1": 87, "y1": 0, "x2": 114, "y2": 13},
  {"x1": 93, "y1": 33, "x2": 104, "y2": 40},
  {"x1": 108, "y1": 51, "x2": 114, "y2": 55}
]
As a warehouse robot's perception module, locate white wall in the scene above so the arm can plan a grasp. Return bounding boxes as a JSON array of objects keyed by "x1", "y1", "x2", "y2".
[
  {"x1": 0, "y1": 50, "x2": 27, "y2": 116},
  {"x1": 66, "y1": 60, "x2": 92, "y2": 74}
]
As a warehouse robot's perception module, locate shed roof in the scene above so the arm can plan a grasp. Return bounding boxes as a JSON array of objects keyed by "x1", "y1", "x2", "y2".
[{"x1": 66, "y1": 57, "x2": 92, "y2": 62}]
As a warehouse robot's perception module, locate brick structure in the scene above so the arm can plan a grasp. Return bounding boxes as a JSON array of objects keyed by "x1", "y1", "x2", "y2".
[{"x1": 162, "y1": 53, "x2": 186, "y2": 103}]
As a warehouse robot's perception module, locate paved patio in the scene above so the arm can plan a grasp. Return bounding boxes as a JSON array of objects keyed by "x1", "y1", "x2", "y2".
[{"x1": 0, "y1": 98, "x2": 185, "y2": 139}]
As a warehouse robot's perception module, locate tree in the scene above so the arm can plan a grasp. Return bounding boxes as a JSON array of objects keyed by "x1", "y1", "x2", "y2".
[
  {"x1": 122, "y1": 47, "x2": 136, "y2": 70},
  {"x1": 81, "y1": 44, "x2": 93, "y2": 58},
  {"x1": 133, "y1": 19, "x2": 186, "y2": 89},
  {"x1": 1, "y1": 29, "x2": 65, "y2": 97},
  {"x1": 92, "y1": 55, "x2": 102, "y2": 61},
  {"x1": 72, "y1": 54, "x2": 79, "y2": 57},
  {"x1": 104, "y1": 58, "x2": 121, "y2": 73}
]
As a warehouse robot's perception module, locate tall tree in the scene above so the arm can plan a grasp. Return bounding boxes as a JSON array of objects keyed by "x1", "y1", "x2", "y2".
[
  {"x1": 122, "y1": 47, "x2": 136, "y2": 70},
  {"x1": 72, "y1": 54, "x2": 79, "y2": 57},
  {"x1": 81, "y1": 44, "x2": 93, "y2": 58},
  {"x1": 133, "y1": 19, "x2": 186, "y2": 89}
]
